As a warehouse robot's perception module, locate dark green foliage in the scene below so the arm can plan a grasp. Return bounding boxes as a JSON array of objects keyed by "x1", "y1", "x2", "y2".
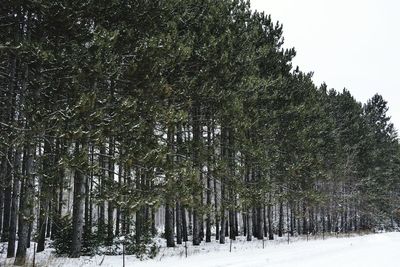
[
  {"x1": 123, "y1": 228, "x2": 160, "y2": 260},
  {"x1": 1, "y1": 0, "x2": 400, "y2": 263},
  {"x1": 52, "y1": 216, "x2": 73, "y2": 256},
  {"x1": 53, "y1": 216, "x2": 103, "y2": 256}
]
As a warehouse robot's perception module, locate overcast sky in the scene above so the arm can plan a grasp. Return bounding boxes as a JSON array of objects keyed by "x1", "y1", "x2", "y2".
[{"x1": 250, "y1": 0, "x2": 400, "y2": 130}]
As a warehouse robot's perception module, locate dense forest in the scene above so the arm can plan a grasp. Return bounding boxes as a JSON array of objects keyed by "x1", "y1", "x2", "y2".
[{"x1": 1, "y1": 0, "x2": 400, "y2": 265}]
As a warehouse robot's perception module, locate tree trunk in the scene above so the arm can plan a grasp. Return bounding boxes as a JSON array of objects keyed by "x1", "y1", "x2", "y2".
[
  {"x1": 214, "y1": 170, "x2": 219, "y2": 241},
  {"x1": 205, "y1": 124, "x2": 212, "y2": 243},
  {"x1": 14, "y1": 144, "x2": 34, "y2": 266},
  {"x1": 52, "y1": 140, "x2": 65, "y2": 240},
  {"x1": 263, "y1": 205, "x2": 268, "y2": 237},
  {"x1": 176, "y1": 201, "x2": 182, "y2": 244},
  {"x1": 268, "y1": 203, "x2": 274, "y2": 240},
  {"x1": 107, "y1": 138, "x2": 114, "y2": 245},
  {"x1": 219, "y1": 205, "x2": 225, "y2": 244},
  {"x1": 252, "y1": 208, "x2": 257, "y2": 237},
  {"x1": 1, "y1": 149, "x2": 13, "y2": 242},
  {"x1": 83, "y1": 144, "x2": 91, "y2": 239},
  {"x1": 0, "y1": 157, "x2": 6, "y2": 236},
  {"x1": 181, "y1": 206, "x2": 188, "y2": 242},
  {"x1": 165, "y1": 202, "x2": 175, "y2": 247},
  {"x1": 165, "y1": 126, "x2": 175, "y2": 247},
  {"x1": 2, "y1": 24, "x2": 17, "y2": 242},
  {"x1": 246, "y1": 209, "x2": 252, "y2": 241},
  {"x1": 192, "y1": 209, "x2": 200, "y2": 245},
  {"x1": 7, "y1": 149, "x2": 21, "y2": 258},
  {"x1": 70, "y1": 141, "x2": 85, "y2": 258},
  {"x1": 115, "y1": 156, "x2": 122, "y2": 237},
  {"x1": 302, "y1": 203, "x2": 308, "y2": 235},
  {"x1": 257, "y1": 206, "x2": 263, "y2": 240},
  {"x1": 322, "y1": 208, "x2": 326, "y2": 237},
  {"x1": 290, "y1": 204, "x2": 295, "y2": 236},
  {"x1": 46, "y1": 202, "x2": 52, "y2": 238},
  {"x1": 278, "y1": 201, "x2": 283, "y2": 237},
  {"x1": 98, "y1": 145, "x2": 106, "y2": 235},
  {"x1": 37, "y1": 139, "x2": 53, "y2": 252},
  {"x1": 135, "y1": 208, "x2": 142, "y2": 245}
]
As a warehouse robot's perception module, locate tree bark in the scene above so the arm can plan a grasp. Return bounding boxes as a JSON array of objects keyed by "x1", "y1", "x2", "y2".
[
  {"x1": 7, "y1": 149, "x2": 20, "y2": 258},
  {"x1": 192, "y1": 103, "x2": 201, "y2": 246},
  {"x1": 107, "y1": 138, "x2": 115, "y2": 245},
  {"x1": 70, "y1": 141, "x2": 85, "y2": 258},
  {"x1": 278, "y1": 201, "x2": 283, "y2": 237},
  {"x1": 37, "y1": 139, "x2": 53, "y2": 252},
  {"x1": 256, "y1": 206, "x2": 263, "y2": 240},
  {"x1": 15, "y1": 144, "x2": 34, "y2": 266},
  {"x1": 246, "y1": 209, "x2": 252, "y2": 241},
  {"x1": 268, "y1": 202, "x2": 274, "y2": 240},
  {"x1": 165, "y1": 201, "x2": 175, "y2": 247},
  {"x1": 1, "y1": 149, "x2": 13, "y2": 242},
  {"x1": 0, "y1": 156, "x2": 6, "y2": 236},
  {"x1": 98, "y1": 145, "x2": 106, "y2": 235},
  {"x1": 165, "y1": 126, "x2": 175, "y2": 247},
  {"x1": 302, "y1": 203, "x2": 308, "y2": 235},
  {"x1": 206, "y1": 123, "x2": 212, "y2": 243},
  {"x1": 181, "y1": 206, "x2": 188, "y2": 242},
  {"x1": 214, "y1": 168, "x2": 220, "y2": 241}
]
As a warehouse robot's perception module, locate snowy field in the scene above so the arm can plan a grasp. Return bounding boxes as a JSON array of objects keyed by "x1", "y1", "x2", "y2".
[{"x1": 1, "y1": 232, "x2": 399, "y2": 267}]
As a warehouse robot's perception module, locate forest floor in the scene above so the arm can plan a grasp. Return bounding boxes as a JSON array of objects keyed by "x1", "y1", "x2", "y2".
[{"x1": 1, "y1": 231, "x2": 399, "y2": 267}]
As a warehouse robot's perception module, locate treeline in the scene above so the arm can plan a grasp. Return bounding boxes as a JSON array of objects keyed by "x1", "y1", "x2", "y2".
[{"x1": 1, "y1": 0, "x2": 400, "y2": 265}]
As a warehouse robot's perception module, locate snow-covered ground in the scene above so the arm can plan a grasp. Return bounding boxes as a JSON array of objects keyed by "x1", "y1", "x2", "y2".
[{"x1": 2, "y1": 232, "x2": 399, "y2": 266}]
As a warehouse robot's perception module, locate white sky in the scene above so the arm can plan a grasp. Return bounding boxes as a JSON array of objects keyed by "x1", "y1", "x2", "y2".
[{"x1": 250, "y1": 0, "x2": 400, "y2": 130}]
